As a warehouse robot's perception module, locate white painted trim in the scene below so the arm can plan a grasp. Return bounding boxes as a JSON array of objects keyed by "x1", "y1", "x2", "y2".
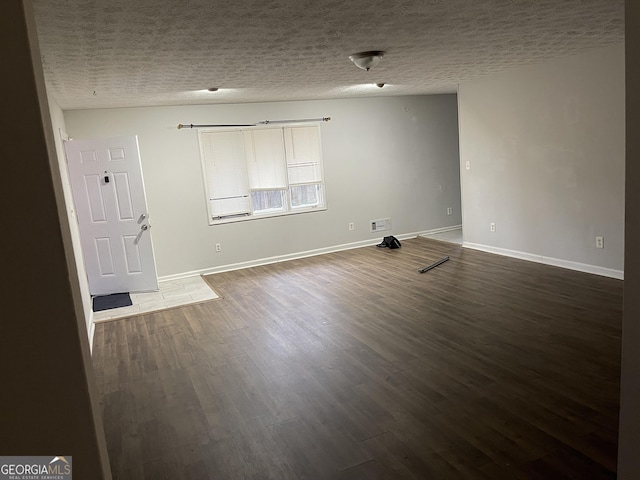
[
  {"x1": 88, "y1": 311, "x2": 95, "y2": 355},
  {"x1": 158, "y1": 231, "x2": 426, "y2": 281},
  {"x1": 417, "y1": 224, "x2": 462, "y2": 236},
  {"x1": 157, "y1": 272, "x2": 206, "y2": 283},
  {"x1": 463, "y1": 242, "x2": 624, "y2": 280},
  {"x1": 158, "y1": 271, "x2": 216, "y2": 283}
]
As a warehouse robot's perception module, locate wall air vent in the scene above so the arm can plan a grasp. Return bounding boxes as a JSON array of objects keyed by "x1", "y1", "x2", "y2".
[{"x1": 370, "y1": 218, "x2": 392, "y2": 233}]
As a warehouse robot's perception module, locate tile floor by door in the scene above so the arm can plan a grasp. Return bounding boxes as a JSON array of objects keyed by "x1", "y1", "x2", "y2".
[{"x1": 92, "y1": 275, "x2": 219, "y2": 322}]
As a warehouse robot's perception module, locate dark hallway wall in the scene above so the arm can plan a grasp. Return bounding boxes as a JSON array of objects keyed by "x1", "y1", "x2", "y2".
[
  {"x1": 0, "y1": 1, "x2": 110, "y2": 478},
  {"x1": 619, "y1": 1, "x2": 640, "y2": 478}
]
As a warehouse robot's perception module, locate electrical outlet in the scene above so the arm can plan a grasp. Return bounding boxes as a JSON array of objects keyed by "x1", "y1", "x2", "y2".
[
  {"x1": 447, "y1": 207, "x2": 453, "y2": 216},
  {"x1": 348, "y1": 222, "x2": 354, "y2": 231},
  {"x1": 466, "y1": 161, "x2": 471, "y2": 170},
  {"x1": 490, "y1": 222, "x2": 496, "y2": 232},
  {"x1": 596, "y1": 236, "x2": 604, "y2": 249},
  {"x1": 215, "y1": 243, "x2": 222, "y2": 252}
]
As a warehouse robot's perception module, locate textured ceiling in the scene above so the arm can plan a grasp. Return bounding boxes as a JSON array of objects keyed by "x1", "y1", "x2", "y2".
[{"x1": 32, "y1": 0, "x2": 624, "y2": 110}]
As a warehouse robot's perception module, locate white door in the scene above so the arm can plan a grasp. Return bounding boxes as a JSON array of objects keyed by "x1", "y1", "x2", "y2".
[{"x1": 64, "y1": 136, "x2": 158, "y2": 295}]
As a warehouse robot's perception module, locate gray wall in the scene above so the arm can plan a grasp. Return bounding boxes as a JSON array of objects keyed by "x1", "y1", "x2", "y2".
[
  {"x1": 65, "y1": 95, "x2": 461, "y2": 278},
  {"x1": 619, "y1": 1, "x2": 640, "y2": 477},
  {"x1": 458, "y1": 44, "x2": 625, "y2": 277}
]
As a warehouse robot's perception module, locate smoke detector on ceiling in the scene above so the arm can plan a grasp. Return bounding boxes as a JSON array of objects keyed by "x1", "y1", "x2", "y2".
[{"x1": 349, "y1": 51, "x2": 385, "y2": 71}]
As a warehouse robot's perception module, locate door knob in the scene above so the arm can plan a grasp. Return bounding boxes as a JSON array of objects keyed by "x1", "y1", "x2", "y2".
[{"x1": 141, "y1": 224, "x2": 149, "y2": 231}]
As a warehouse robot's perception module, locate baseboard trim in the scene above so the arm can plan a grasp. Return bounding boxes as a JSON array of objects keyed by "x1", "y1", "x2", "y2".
[
  {"x1": 158, "y1": 230, "x2": 433, "y2": 282},
  {"x1": 156, "y1": 272, "x2": 206, "y2": 283},
  {"x1": 88, "y1": 312, "x2": 95, "y2": 355},
  {"x1": 463, "y1": 242, "x2": 624, "y2": 280},
  {"x1": 417, "y1": 224, "x2": 462, "y2": 236}
]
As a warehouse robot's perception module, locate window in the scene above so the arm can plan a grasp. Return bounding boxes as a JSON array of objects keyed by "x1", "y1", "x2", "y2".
[{"x1": 199, "y1": 124, "x2": 326, "y2": 224}]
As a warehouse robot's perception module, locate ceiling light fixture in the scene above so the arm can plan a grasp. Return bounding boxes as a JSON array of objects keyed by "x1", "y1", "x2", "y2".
[{"x1": 349, "y1": 51, "x2": 385, "y2": 71}]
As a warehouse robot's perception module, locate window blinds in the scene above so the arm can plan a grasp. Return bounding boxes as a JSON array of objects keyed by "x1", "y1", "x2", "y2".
[
  {"x1": 199, "y1": 124, "x2": 324, "y2": 221},
  {"x1": 243, "y1": 128, "x2": 287, "y2": 190},
  {"x1": 200, "y1": 130, "x2": 250, "y2": 217}
]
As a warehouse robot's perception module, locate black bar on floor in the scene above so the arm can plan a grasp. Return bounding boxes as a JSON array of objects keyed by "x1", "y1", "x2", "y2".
[{"x1": 419, "y1": 256, "x2": 450, "y2": 273}]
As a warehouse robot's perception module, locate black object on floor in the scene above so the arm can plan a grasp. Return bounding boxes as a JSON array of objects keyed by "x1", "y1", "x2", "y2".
[
  {"x1": 377, "y1": 235, "x2": 402, "y2": 249},
  {"x1": 419, "y1": 256, "x2": 450, "y2": 273},
  {"x1": 93, "y1": 292, "x2": 132, "y2": 312}
]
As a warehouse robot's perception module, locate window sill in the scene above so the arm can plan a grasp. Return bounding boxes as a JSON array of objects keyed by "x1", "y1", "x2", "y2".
[{"x1": 209, "y1": 206, "x2": 327, "y2": 226}]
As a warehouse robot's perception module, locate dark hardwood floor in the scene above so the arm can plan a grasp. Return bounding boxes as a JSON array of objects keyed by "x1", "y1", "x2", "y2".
[{"x1": 92, "y1": 237, "x2": 623, "y2": 479}]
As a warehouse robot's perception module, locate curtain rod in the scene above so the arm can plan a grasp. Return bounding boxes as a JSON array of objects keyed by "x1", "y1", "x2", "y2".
[{"x1": 177, "y1": 117, "x2": 331, "y2": 129}]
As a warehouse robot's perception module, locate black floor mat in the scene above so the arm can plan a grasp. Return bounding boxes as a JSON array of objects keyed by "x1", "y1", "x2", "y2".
[{"x1": 92, "y1": 292, "x2": 132, "y2": 312}]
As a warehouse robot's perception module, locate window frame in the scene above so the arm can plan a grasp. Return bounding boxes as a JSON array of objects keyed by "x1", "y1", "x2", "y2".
[{"x1": 198, "y1": 123, "x2": 327, "y2": 225}]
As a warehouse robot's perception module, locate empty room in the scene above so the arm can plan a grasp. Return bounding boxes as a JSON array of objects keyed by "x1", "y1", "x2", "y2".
[{"x1": 3, "y1": 0, "x2": 640, "y2": 479}]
